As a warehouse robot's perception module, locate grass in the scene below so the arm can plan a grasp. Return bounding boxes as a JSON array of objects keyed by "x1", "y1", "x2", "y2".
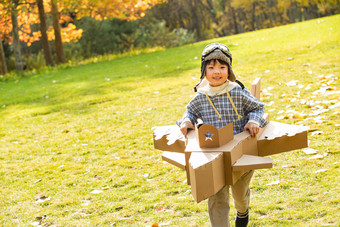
[{"x1": 0, "y1": 15, "x2": 339, "y2": 226}]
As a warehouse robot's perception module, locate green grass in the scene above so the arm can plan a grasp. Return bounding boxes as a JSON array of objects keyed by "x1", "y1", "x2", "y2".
[{"x1": 0, "y1": 15, "x2": 339, "y2": 226}]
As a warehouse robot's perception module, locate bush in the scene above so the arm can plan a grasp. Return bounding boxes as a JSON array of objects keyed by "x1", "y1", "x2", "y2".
[{"x1": 135, "y1": 19, "x2": 196, "y2": 48}]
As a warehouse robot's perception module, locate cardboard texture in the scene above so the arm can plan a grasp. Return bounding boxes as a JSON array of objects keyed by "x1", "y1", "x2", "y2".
[
  {"x1": 153, "y1": 125, "x2": 185, "y2": 153},
  {"x1": 251, "y1": 78, "x2": 261, "y2": 100},
  {"x1": 232, "y1": 155, "x2": 273, "y2": 172},
  {"x1": 189, "y1": 152, "x2": 225, "y2": 203},
  {"x1": 195, "y1": 123, "x2": 234, "y2": 148},
  {"x1": 152, "y1": 78, "x2": 309, "y2": 203},
  {"x1": 162, "y1": 151, "x2": 186, "y2": 170},
  {"x1": 258, "y1": 121, "x2": 309, "y2": 156}
]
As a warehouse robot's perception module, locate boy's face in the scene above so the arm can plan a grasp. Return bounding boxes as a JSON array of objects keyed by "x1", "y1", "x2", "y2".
[{"x1": 205, "y1": 59, "x2": 229, "y2": 87}]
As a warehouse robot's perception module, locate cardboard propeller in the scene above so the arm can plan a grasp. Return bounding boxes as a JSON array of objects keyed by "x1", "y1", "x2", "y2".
[{"x1": 153, "y1": 78, "x2": 309, "y2": 203}]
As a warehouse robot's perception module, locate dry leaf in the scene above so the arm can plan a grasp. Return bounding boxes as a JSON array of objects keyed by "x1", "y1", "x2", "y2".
[
  {"x1": 156, "y1": 207, "x2": 164, "y2": 212},
  {"x1": 34, "y1": 179, "x2": 42, "y2": 184},
  {"x1": 285, "y1": 80, "x2": 298, "y2": 86},
  {"x1": 314, "y1": 169, "x2": 327, "y2": 173},
  {"x1": 30, "y1": 221, "x2": 41, "y2": 226},
  {"x1": 36, "y1": 196, "x2": 51, "y2": 203},
  {"x1": 303, "y1": 148, "x2": 317, "y2": 155},
  {"x1": 90, "y1": 190, "x2": 103, "y2": 194},
  {"x1": 266, "y1": 180, "x2": 280, "y2": 185},
  {"x1": 309, "y1": 154, "x2": 324, "y2": 159},
  {"x1": 311, "y1": 131, "x2": 323, "y2": 136}
]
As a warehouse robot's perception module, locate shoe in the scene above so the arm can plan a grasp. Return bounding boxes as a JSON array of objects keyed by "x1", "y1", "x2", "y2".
[{"x1": 235, "y1": 209, "x2": 249, "y2": 227}]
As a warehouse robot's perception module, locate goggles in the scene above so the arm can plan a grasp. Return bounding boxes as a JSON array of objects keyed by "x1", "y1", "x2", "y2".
[{"x1": 201, "y1": 43, "x2": 232, "y2": 63}]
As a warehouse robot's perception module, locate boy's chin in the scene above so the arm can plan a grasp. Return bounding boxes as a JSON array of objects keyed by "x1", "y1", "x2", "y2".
[{"x1": 210, "y1": 80, "x2": 228, "y2": 87}]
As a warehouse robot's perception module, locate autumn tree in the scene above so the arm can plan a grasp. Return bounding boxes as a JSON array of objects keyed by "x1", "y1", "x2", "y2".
[
  {"x1": 11, "y1": 0, "x2": 24, "y2": 71},
  {"x1": 0, "y1": 38, "x2": 7, "y2": 74},
  {"x1": 37, "y1": 0, "x2": 54, "y2": 66},
  {"x1": 51, "y1": 0, "x2": 65, "y2": 64}
]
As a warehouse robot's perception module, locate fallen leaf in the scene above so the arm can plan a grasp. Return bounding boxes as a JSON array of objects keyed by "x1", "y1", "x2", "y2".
[
  {"x1": 266, "y1": 180, "x2": 280, "y2": 186},
  {"x1": 30, "y1": 221, "x2": 40, "y2": 226},
  {"x1": 90, "y1": 190, "x2": 103, "y2": 194},
  {"x1": 314, "y1": 169, "x2": 327, "y2": 173},
  {"x1": 115, "y1": 206, "x2": 123, "y2": 211},
  {"x1": 309, "y1": 154, "x2": 324, "y2": 159},
  {"x1": 156, "y1": 207, "x2": 164, "y2": 212},
  {"x1": 36, "y1": 215, "x2": 46, "y2": 220},
  {"x1": 311, "y1": 131, "x2": 323, "y2": 136},
  {"x1": 36, "y1": 196, "x2": 51, "y2": 203},
  {"x1": 285, "y1": 80, "x2": 298, "y2": 86},
  {"x1": 303, "y1": 148, "x2": 317, "y2": 155}
]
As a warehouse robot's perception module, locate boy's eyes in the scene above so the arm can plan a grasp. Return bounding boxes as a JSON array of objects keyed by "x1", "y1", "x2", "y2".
[{"x1": 208, "y1": 66, "x2": 226, "y2": 69}]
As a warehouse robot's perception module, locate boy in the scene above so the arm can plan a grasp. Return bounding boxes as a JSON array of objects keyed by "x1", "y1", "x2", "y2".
[{"x1": 177, "y1": 43, "x2": 267, "y2": 227}]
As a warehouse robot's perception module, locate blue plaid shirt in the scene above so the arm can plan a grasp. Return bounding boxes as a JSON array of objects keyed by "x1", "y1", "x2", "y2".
[{"x1": 177, "y1": 85, "x2": 267, "y2": 135}]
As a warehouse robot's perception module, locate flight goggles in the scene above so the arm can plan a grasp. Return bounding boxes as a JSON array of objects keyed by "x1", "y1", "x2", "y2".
[{"x1": 201, "y1": 43, "x2": 232, "y2": 63}]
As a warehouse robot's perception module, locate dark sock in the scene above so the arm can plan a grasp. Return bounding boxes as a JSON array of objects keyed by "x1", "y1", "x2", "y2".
[{"x1": 235, "y1": 209, "x2": 249, "y2": 227}]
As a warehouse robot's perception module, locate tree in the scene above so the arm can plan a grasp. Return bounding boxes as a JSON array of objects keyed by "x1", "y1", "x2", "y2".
[
  {"x1": 37, "y1": 0, "x2": 54, "y2": 66},
  {"x1": 51, "y1": 0, "x2": 65, "y2": 64},
  {"x1": 0, "y1": 38, "x2": 7, "y2": 75},
  {"x1": 11, "y1": 0, "x2": 24, "y2": 71}
]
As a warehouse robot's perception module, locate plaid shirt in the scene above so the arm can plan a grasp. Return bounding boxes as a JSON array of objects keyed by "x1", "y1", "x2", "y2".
[{"x1": 177, "y1": 85, "x2": 267, "y2": 135}]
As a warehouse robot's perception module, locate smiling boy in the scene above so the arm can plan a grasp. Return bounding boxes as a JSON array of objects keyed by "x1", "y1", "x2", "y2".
[{"x1": 177, "y1": 43, "x2": 267, "y2": 227}]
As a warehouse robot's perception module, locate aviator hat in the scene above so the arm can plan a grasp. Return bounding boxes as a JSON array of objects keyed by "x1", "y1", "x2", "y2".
[{"x1": 194, "y1": 43, "x2": 236, "y2": 92}]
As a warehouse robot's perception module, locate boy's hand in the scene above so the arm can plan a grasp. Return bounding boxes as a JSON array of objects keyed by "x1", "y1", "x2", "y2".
[
  {"x1": 244, "y1": 122, "x2": 259, "y2": 137},
  {"x1": 180, "y1": 121, "x2": 195, "y2": 138}
]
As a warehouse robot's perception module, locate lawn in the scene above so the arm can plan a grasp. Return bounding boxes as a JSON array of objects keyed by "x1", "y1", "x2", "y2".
[{"x1": 0, "y1": 15, "x2": 339, "y2": 226}]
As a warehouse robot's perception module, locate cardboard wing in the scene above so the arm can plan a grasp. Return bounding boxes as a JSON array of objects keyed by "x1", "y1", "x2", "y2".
[
  {"x1": 258, "y1": 121, "x2": 309, "y2": 156},
  {"x1": 153, "y1": 125, "x2": 186, "y2": 153}
]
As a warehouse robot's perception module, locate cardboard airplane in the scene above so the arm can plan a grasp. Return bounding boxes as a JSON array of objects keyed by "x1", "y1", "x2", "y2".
[{"x1": 153, "y1": 78, "x2": 309, "y2": 203}]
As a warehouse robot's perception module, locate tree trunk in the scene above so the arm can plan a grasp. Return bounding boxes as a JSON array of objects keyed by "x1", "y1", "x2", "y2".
[
  {"x1": 251, "y1": 1, "x2": 256, "y2": 30},
  {"x1": 11, "y1": 0, "x2": 24, "y2": 71},
  {"x1": 0, "y1": 38, "x2": 8, "y2": 75},
  {"x1": 37, "y1": 0, "x2": 54, "y2": 66},
  {"x1": 189, "y1": 0, "x2": 202, "y2": 40},
  {"x1": 226, "y1": 0, "x2": 238, "y2": 34},
  {"x1": 51, "y1": 0, "x2": 65, "y2": 64}
]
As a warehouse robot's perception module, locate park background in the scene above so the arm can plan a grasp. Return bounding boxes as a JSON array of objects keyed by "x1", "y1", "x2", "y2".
[{"x1": 0, "y1": 0, "x2": 339, "y2": 226}]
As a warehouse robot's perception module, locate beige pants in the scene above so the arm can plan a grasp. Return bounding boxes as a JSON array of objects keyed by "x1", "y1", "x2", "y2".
[{"x1": 208, "y1": 170, "x2": 254, "y2": 227}]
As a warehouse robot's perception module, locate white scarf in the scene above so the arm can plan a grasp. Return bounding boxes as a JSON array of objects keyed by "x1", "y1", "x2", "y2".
[{"x1": 197, "y1": 80, "x2": 239, "y2": 96}]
